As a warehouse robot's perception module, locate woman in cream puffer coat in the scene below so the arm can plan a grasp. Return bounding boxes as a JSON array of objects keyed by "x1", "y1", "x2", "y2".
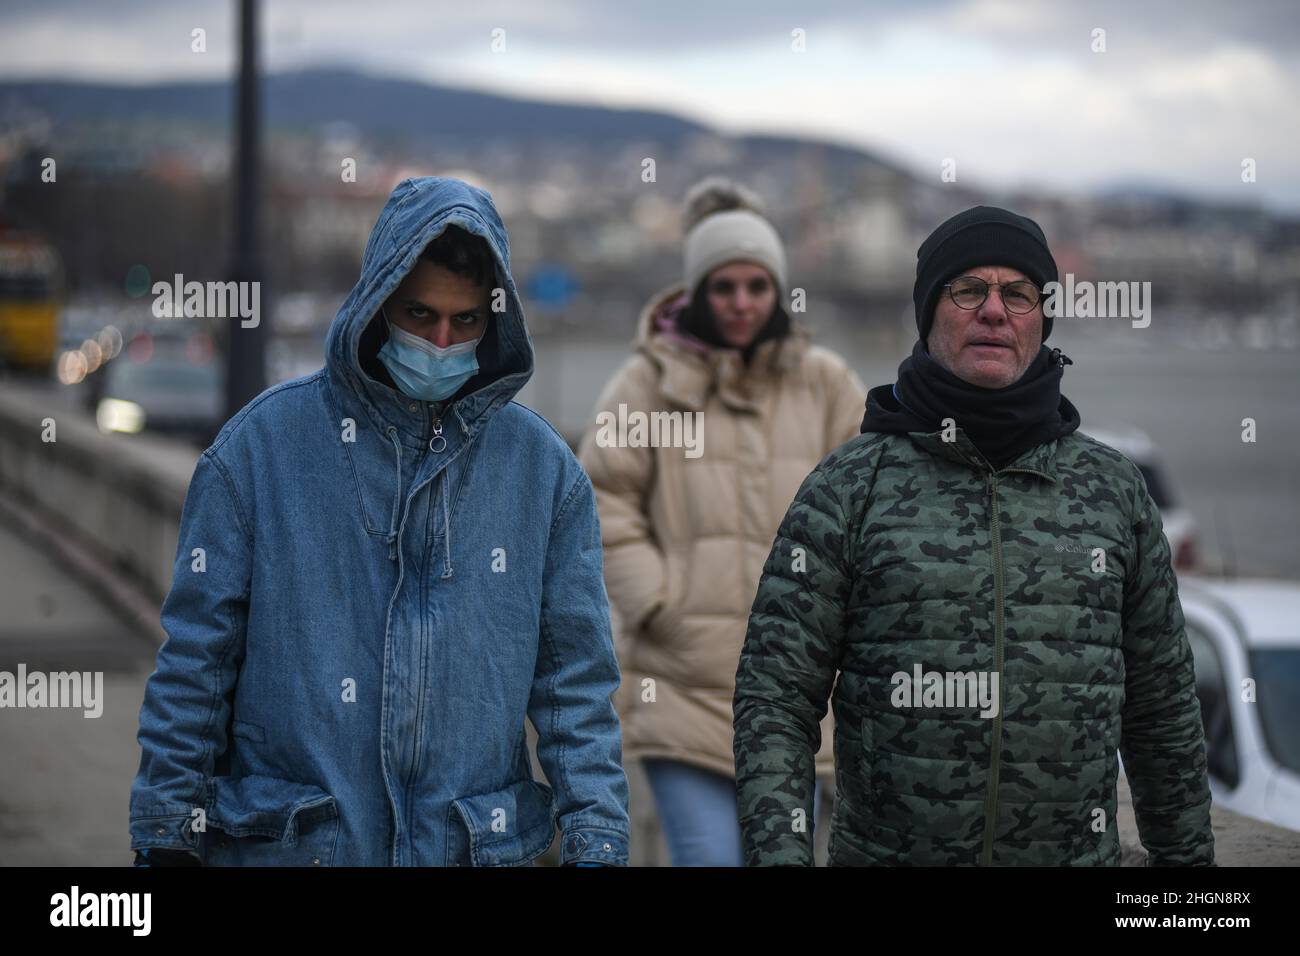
[{"x1": 578, "y1": 179, "x2": 867, "y2": 865}]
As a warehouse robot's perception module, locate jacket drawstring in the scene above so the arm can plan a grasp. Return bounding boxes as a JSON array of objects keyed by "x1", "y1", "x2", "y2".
[{"x1": 385, "y1": 425, "x2": 402, "y2": 561}]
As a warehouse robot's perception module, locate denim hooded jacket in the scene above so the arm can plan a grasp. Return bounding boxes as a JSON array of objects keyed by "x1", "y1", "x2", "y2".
[{"x1": 129, "y1": 177, "x2": 630, "y2": 866}]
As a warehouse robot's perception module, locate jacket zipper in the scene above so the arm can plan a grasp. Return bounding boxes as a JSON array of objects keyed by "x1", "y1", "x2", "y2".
[
  {"x1": 408, "y1": 406, "x2": 445, "y2": 786},
  {"x1": 429, "y1": 416, "x2": 446, "y2": 453},
  {"x1": 980, "y1": 468, "x2": 1005, "y2": 866}
]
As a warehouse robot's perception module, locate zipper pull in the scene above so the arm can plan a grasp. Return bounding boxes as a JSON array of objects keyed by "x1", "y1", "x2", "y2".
[{"x1": 429, "y1": 417, "x2": 447, "y2": 453}]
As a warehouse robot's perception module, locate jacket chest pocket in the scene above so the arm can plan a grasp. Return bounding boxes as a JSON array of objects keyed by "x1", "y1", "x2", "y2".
[
  {"x1": 1009, "y1": 526, "x2": 1125, "y2": 614},
  {"x1": 202, "y1": 774, "x2": 341, "y2": 867}
]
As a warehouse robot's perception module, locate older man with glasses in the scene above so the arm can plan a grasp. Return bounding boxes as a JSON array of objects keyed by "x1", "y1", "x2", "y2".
[{"x1": 733, "y1": 205, "x2": 1215, "y2": 867}]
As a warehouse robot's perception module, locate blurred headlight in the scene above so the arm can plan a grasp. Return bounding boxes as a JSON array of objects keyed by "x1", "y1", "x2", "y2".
[{"x1": 96, "y1": 398, "x2": 146, "y2": 434}]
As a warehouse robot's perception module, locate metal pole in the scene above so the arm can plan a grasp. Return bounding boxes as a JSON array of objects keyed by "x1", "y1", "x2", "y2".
[{"x1": 225, "y1": 0, "x2": 267, "y2": 420}]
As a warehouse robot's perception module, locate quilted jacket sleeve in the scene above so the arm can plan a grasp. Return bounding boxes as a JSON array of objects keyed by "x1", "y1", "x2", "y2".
[
  {"x1": 734, "y1": 453, "x2": 854, "y2": 866},
  {"x1": 577, "y1": 356, "x2": 666, "y2": 634},
  {"x1": 1118, "y1": 467, "x2": 1215, "y2": 866}
]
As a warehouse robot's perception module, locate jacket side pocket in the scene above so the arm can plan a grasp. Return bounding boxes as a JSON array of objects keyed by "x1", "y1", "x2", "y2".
[
  {"x1": 642, "y1": 549, "x2": 685, "y2": 648},
  {"x1": 202, "y1": 774, "x2": 340, "y2": 867},
  {"x1": 446, "y1": 778, "x2": 557, "y2": 867}
]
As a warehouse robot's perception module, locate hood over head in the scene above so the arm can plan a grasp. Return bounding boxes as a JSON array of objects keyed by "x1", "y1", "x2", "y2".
[{"x1": 325, "y1": 177, "x2": 533, "y2": 438}]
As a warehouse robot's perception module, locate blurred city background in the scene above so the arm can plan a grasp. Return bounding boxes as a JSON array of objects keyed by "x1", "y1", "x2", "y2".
[{"x1": 0, "y1": 0, "x2": 1298, "y2": 865}]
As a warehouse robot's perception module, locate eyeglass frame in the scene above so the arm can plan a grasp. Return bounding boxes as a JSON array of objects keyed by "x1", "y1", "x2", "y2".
[{"x1": 942, "y1": 275, "x2": 1044, "y2": 314}]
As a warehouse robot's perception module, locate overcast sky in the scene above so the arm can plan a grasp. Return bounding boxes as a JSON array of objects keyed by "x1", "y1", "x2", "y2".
[{"x1": 2, "y1": 0, "x2": 1298, "y2": 210}]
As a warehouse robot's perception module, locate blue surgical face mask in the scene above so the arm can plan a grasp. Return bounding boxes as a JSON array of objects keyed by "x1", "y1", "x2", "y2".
[{"x1": 377, "y1": 307, "x2": 483, "y2": 402}]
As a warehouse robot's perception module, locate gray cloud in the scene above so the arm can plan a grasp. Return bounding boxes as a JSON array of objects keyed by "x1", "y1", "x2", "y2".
[
  {"x1": 4, "y1": 0, "x2": 1297, "y2": 58},
  {"x1": 1, "y1": 0, "x2": 1296, "y2": 209}
]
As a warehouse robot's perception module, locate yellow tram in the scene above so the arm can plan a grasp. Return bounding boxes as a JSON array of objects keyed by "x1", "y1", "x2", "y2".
[{"x1": 0, "y1": 229, "x2": 62, "y2": 372}]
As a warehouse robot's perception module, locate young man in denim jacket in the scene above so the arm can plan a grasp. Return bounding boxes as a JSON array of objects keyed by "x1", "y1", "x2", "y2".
[{"x1": 130, "y1": 177, "x2": 629, "y2": 867}]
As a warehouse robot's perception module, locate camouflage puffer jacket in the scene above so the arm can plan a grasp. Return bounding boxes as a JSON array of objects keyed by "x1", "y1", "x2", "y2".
[{"x1": 733, "y1": 427, "x2": 1215, "y2": 866}]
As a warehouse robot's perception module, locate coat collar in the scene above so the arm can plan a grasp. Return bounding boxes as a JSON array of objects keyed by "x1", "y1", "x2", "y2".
[{"x1": 907, "y1": 426, "x2": 1059, "y2": 481}]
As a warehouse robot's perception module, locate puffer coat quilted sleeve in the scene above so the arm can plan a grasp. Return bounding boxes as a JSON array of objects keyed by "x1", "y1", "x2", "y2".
[{"x1": 1118, "y1": 470, "x2": 1214, "y2": 866}]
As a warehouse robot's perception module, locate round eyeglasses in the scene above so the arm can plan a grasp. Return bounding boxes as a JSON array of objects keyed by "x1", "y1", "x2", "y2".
[{"x1": 943, "y1": 276, "x2": 1042, "y2": 314}]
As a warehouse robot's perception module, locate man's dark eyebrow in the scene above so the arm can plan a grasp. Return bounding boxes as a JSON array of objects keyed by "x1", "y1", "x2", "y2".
[{"x1": 400, "y1": 298, "x2": 482, "y2": 318}]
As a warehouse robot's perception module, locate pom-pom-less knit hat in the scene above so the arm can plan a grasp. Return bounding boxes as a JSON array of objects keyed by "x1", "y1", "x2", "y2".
[{"x1": 913, "y1": 205, "x2": 1059, "y2": 343}]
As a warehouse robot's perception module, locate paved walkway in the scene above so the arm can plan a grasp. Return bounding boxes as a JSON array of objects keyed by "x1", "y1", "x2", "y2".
[{"x1": 0, "y1": 515, "x2": 156, "y2": 866}]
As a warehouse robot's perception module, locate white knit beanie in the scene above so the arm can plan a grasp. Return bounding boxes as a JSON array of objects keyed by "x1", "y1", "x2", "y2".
[{"x1": 681, "y1": 178, "x2": 787, "y2": 296}]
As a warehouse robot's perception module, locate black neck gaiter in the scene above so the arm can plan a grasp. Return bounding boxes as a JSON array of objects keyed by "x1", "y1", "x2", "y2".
[{"x1": 860, "y1": 340, "x2": 1081, "y2": 470}]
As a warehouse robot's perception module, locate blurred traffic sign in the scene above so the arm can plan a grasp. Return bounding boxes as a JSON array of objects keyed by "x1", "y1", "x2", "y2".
[{"x1": 525, "y1": 264, "x2": 578, "y2": 310}]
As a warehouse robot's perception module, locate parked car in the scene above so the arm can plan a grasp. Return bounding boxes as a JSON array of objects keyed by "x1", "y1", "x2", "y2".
[
  {"x1": 1178, "y1": 577, "x2": 1300, "y2": 833},
  {"x1": 1084, "y1": 425, "x2": 1200, "y2": 571},
  {"x1": 82, "y1": 330, "x2": 221, "y2": 445}
]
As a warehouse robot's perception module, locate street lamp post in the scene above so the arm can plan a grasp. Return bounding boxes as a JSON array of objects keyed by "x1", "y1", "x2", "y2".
[{"x1": 224, "y1": 0, "x2": 268, "y2": 421}]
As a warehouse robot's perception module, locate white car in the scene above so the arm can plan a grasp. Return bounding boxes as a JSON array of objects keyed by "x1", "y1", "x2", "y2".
[
  {"x1": 1083, "y1": 425, "x2": 1199, "y2": 571},
  {"x1": 1178, "y1": 577, "x2": 1300, "y2": 833}
]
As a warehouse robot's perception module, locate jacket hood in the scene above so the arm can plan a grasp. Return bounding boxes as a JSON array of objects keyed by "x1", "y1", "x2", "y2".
[
  {"x1": 634, "y1": 283, "x2": 709, "y2": 354},
  {"x1": 325, "y1": 176, "x2": 534, "y2": 437},
  {"x1": 860, "y1": 381, "x2": 926, "y2": 432}
]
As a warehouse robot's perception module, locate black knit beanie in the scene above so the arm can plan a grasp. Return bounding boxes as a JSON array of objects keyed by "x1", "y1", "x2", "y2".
[{"x1": 913, "y1": 205, "x2": 1058, "y2": 343}]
